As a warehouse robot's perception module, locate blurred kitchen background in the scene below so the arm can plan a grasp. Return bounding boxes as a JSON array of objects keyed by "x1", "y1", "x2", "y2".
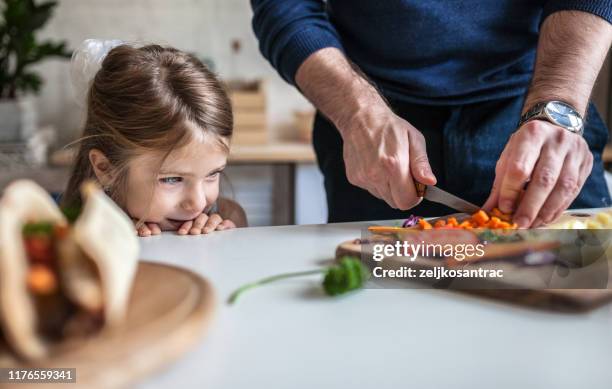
[
  {"x1": 1, "y1": 0, "x2": 611, "y2": 226},
  {"x1": 0, "y1": 0, "x2": 325, "y2": 226}
]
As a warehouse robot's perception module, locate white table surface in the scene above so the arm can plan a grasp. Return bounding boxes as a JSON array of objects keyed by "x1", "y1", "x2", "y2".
[{"x1": 137, "y1": 219, "x2": 612, "y2": 389}]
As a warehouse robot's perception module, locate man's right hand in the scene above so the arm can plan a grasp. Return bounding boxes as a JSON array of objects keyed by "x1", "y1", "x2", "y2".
[
  {"x1": 337, "y1": 102, "x2": 437, "y2": 209},
  {"x1": 295, "y1": 48, "x2": 436, "y2": 210}
]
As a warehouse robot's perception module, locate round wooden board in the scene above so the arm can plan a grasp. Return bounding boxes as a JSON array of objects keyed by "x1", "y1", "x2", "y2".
[{"x1": 0, "y1": 261, "x2": 216, "y2": 388}]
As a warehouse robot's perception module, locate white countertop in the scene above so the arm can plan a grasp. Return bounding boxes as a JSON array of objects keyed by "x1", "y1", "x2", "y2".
[{"x1": 137, "y1": 220, "x2": 612, "y2": 389}]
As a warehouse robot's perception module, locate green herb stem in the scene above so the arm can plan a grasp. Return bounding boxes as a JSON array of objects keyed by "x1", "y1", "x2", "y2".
[{"x1": 228, "y1": 269, "x2": 325, "y2": 304}]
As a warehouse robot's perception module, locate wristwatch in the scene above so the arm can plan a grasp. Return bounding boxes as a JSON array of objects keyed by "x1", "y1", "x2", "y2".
[{"x1": 518, "y1": 100, "x2": 584, "y2": 136}]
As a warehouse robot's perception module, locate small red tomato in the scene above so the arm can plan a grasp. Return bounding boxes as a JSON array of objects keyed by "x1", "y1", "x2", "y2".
[{"x1": 24, "y1": 236, "x2": 54, "y2": 263}]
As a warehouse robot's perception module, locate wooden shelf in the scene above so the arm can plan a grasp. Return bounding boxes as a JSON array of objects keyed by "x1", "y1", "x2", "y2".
[
  {"x1": 228, "y1": 142, "x2": 316, "y2": 163},
  {"x1": 50, "y1": 141, "x2": 316, "y2": 167}
]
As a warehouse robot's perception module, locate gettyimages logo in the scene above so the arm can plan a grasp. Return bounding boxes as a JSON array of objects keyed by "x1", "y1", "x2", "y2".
[{"x1": 357, "y1": 228, "x2": 612, "y2": 290}]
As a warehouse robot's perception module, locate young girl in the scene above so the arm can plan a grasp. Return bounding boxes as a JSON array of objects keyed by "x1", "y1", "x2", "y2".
[{"x1": 62, "y1": 40, "x2": 247, "y2": 236}]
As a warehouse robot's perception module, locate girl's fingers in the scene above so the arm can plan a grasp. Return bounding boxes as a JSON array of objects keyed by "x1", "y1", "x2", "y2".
[
  {"x1": 216, "y1": 219, "x2": 236, "y2": 231},
  {"x1": 178, "y1": 220, "x2": 193, "y2": 235},
  {"x1": 137, "y1": 223, "x2": 152, "y2": 237},
  {"x1": 190, "y1": 213, "x2": 209, "y2": 235},
  {"x1": 147, "y1": 223, "x2": 161, "y2": 235},
  {"x1": 203, "y1": 214, "x2": 223, "y2": 233}
]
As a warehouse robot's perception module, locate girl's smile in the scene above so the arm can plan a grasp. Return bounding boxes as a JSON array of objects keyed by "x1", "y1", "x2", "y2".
[
  {"x1": 124, "y1": 136, "x2": 228, "y2": 231},
  {"x1": 64, "y1": 44, "x2": 241, "y2": 235}
]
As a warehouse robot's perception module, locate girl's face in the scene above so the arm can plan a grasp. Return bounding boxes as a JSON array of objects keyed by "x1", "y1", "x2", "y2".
[{"x1": 124, "y1": 137, "x2": 228, "y2": 231}]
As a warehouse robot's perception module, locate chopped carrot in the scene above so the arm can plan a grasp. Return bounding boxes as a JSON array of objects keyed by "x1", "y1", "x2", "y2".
[
  {"x1": 458, "y1": 221, "x2": 473, "y2": 229},
  {"x1": 490, "y1": 207, "x2": 512, "y2": 222},
  {"x1": 27, "y1": 264, "x2": 57, "y2": 295},
  {"x1": 472, "y1": 210, "x2": 490, "y2": 226},
  {"x1": 418, "y1": 219, "x2": 432, "y2": 230},
  {"x1": 433, "y1": 219, "x2": 446, "y2": 228},
  {"x1": 487, "y1": 216, "x2": 501, "y2": 229},
  {"x1": 410, "y1": 209, "x2": 518, "y2": 231}
]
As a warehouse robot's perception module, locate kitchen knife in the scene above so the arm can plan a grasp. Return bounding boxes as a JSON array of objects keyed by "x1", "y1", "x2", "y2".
[{"x1": 414, "y1": 181, "x2": 480, "y2": 214}]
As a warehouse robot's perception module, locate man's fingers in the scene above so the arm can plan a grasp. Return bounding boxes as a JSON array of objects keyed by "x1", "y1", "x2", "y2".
[
  {"x1": 549, "y1": 151, "x2": 594, "y2": 223},
  {"x1": 535, "y1": 154, "x2": 583, "y2": 224},
  {"x1": 513, "y1": 145, "x2": 565, "y2": 227},
  {"x1": 387, "y1": 129, "x2": 433, "y2": 210},
  {"x1": 482, "y1": 183, "x2": 500, "y2": 212},
  {"x1": 358, "y1": 163, "x2": 397, "y2": 208},
  {"x1": 408, "y1": 130, "x2": 436, "y2": 185},
  {"x1": 177, "y1": 220, "x2": 193, "y2": 235},
  {"x1": 482, "y1": 149, "x2": 509, "y2": 211},
  {"x1": 385, "y1": 153, "x2": 416, "y2": 210},
  {"x1": 497, "y1": 128, "x2": 544, "y2": 214}
]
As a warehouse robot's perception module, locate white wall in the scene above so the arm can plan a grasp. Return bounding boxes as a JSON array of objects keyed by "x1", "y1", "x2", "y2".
[
  {"x1": 35, "y1": 0, "x2": 313, "y2": 144},
  {"x1": 31, "y1": 0, "x2": 327, "y2": 226}
]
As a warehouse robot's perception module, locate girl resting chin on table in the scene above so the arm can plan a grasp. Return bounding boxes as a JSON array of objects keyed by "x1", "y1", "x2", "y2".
[{"x1": 62, "y1": 40, "x2": 247, "y2": 237}]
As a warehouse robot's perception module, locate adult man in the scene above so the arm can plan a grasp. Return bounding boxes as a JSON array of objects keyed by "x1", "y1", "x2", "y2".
[{"x1": 251, "y1": 1, "x2": 612, "y2": 226}]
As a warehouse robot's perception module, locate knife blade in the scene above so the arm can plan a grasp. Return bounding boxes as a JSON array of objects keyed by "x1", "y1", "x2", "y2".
[{"x1": 414, "y1": 181, "x2": 480, "y2": 214}]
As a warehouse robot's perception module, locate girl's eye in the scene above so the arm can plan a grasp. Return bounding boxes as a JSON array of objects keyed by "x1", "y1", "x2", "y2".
[
  {"x1": 206, "y1": 172, "x2": 220, "y2": 181},
  {"x1": 159, "y1": 177, "x2": 183, "y2": 184}
]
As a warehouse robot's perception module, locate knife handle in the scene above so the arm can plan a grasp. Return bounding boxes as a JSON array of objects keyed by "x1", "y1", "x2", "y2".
[{"x1": 413, "y1": 179, "x2": 427, "y2": 198}]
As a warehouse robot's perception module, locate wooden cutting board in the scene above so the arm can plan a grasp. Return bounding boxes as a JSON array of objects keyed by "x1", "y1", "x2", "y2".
[
  {"x1": 0, "y1": 261, "x2": 215, "y2": 388},
  {"x1": 336, "y1": 210, "x2": 612, "y2": 312}
]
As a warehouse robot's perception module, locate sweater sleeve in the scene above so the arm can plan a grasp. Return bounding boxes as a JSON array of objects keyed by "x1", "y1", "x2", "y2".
[
  {"x1": 250, "y1": 0, "x2": 344, "y2": 85},
  {"x1": 542, "y1": 0, "x2": 612, "y2": 23}
]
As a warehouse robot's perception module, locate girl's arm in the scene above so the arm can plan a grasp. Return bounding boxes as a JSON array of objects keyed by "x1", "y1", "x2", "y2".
[{"x1": 218, "y1": 198, "x2": 248, "y2": 227}]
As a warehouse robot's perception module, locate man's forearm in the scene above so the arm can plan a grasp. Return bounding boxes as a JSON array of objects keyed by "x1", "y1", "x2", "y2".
[
  {"x1": 294, "y1": 47, "x2": 387, "y2": 134},
  {"x1": 524, "y1": 11, "x2": 612, "y2": 116}
]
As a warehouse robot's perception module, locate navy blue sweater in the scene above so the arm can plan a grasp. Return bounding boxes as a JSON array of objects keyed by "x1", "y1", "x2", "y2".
[{"x1": 251, "y1": 0, "x2": 612, "y2": 105}]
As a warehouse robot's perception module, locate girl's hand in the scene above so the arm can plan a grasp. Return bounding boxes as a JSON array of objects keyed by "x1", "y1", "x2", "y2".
[
  {"x1": 177, "y1": 213, "x2": 236, "y2": 235},
  {"x1": 135, "y1": 221, "x2": 162, "y2": 237}
]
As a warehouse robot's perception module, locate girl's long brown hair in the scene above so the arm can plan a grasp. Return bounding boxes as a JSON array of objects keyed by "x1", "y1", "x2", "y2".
[{"x1": 62, "y1": 45, "x2": 233, "y2": 209}]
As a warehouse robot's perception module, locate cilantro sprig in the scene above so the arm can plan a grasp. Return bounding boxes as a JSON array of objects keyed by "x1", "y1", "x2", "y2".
[{"x1": 228, "y1": 256, "x2": 369, "y2": 305}]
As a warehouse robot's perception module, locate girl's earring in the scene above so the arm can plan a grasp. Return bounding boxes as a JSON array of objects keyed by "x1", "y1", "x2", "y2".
[{"x1": 103, "y1": 185, "x2": 111, "y2": 194}]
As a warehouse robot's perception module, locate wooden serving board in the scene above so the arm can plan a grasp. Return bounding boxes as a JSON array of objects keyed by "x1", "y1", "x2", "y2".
[
  {"x1": 336, "y1": 211, "x2": 612, "y2": 312},
  {"x1": 0, "y1": 261, "x2": 216, "y2": 388}
]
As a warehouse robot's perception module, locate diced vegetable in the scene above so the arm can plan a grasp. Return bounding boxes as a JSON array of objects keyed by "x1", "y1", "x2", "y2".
[
  {"x1": 27, "y1": 264, "x2": 57, "y2": 295},
  {"x1": 418, "y1": 219, "x2": 432, "y2": 230},
  {"x1": 24, "y1": 235, "x2": 54, "y2": 263},
  {"x1": 417, "y1": 208, "x2": 518, "y2": 230},
  {"x1": 22, "y1": 221, "x2": 54, "y2": 237},
  {"x1": 433, "y1": 219, "x2": 446, "y2": 228},
  {"x1": 472, "y1": 210, "x2": 490, "y2": 225}
]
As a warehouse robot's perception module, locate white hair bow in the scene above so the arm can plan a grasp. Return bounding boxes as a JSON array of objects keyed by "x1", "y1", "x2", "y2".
[{"x1": 70, "y1": 39, "x2": 124, "y2": 107}]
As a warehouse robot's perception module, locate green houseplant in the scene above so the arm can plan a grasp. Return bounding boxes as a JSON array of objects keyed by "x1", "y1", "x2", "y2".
[{"x1": 0, "y1": 0, "x2": 71, "y2": 142}]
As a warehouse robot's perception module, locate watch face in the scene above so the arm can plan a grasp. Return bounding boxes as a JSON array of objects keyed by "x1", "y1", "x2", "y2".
[{"x1": 544, "y1": 101, "x2": 583, "y2": 131}]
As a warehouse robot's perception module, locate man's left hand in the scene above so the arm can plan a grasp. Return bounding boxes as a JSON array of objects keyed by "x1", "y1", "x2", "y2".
[{"x1": 483, "y1": 119, "x2": 593, "y2": 228}]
